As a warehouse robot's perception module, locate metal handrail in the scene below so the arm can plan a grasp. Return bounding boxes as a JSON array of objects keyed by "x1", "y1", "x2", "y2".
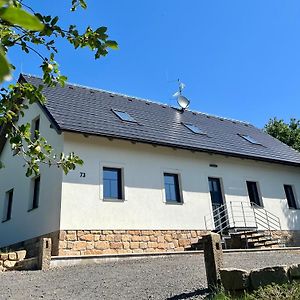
[{"x1": 204, "y1": 200, "x2": 282, "y2": 233}]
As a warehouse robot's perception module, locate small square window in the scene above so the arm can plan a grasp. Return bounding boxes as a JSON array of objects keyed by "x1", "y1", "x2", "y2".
[
  {"x1": 240, "y1": 134, "x2": 261, "y2": 145},
  {"x1": 164, "y1": 173, "x2": 182, "y2": 203},
  {"x1": 246, "y1": 181, "x2": 263, "y2": 207},
  {"x1": 29, "y1": 176, "x2": 40, "y2": 211},
  {"x1": 112, "y1": 110, "x2": 136, "y2": 122},
  {"x1": 103, "y1": 167, "x2": 123, "y2": 200},
  {"x1": 284, "y1": 185, "x2": 298, "y2": 209},
  {"x1": 2, "y1": 189, "x2": 13, "y2": 222},
  {"x1": 182, "y1": 123, "x2": 205, "y2": 134}
]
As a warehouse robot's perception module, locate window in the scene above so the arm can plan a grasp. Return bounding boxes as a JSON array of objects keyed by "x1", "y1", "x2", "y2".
[
  {"x1": 182, "y1": 123, "x2": 204, "y2": 134},
  {"x1": 164, "y1": 173, "x2": 182, "y2": 203},
  {"x1": 30, "y1": 176, "x2": 40, "y2": 210},
  {"x1": 3, "y1": 189, "x2": 13, "y2": 222},
  {"x1": 284, "y1": 185, "x2": 298, "y2": 209},
  {"x1": 240, "y1": 134, "x2": 261, "y2": 145},
  {"x1": 31, "y1": 117, "x2": 40, "y2": 140},
  {"x1": 246, "y1": 181, "x2": 263, "y2": 207},
  {"x1": 112, "y1": 110, "x2": 136, "y2": 122},
  {"x1": 103, "y1": 167, "x2": 123, "y2": 200}
]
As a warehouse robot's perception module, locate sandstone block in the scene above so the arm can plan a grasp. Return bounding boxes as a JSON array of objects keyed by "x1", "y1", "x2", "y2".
[
  {"x1": 164, "y1": 235, "x2": 173, "y2": 242},
  {"x1": 168, "y1": 243, "x2": 175, "y2": 249},
  {"x1": 178, "y1": 239, "x2": 190, "y2": 247},
  {"x1": 86, "y1": 242, "x2": 94, "y2": 250},
  {"x1": 102, "y1": 249, "x2": 117, "y2": 254},
  {"x1": 128, "y1": 230, "x2": 140, "y2": 235},
  {"x1": 140, "y1": 242, "x2": 148, "y2": 249},
  {"x1": 113, "y1": 230, "x2": 126, "y2": 234},
  {"x1": 220, "y1": 268, "x2": 249, "y2": 290},
  {"x1": 110, "y1": 242, "x2": 123, "y2": 249},
  {"x1": 157, "y1": 236, "x2": 165, "y2": 243},
  {"x1": 91, "y1": 230, "x2": 101, "y2": 234},
  {"x1": 250, "y1": 266, "x2": 289, "y2": 290},
  {"x1": 106, "y1": 235, "x2": 115, "y2": 242},
  {"x1": 66, "y1": 233, "x2": 77, "y2": 241},
  {"x1": 80, "y1": 234, "x2": 94, "y2": 242},
  {"x1": 59, "y1": 250, "x2": 80, "y2": 256},
  {"x1": 67, "y1": 241, "x2": 74, "y2": 249},
  {"x1": 102, "y1": 230, "x2": 113, "y2": 234},
  {"x1": 191, "y1": 231, "x2": 197, "y2": 238},
  {"x1": 95, "y1": 241, "x2": 109, "y2": 250},
  {"x1": 4, "y1": 260, "x2": 17, "y2": 268},
  {"x1": 73, "y1": 241, "x2": 87, "y2": 251},
  {"x1": 8, "y1": 252, "x2": 17, "y2": 260},
  {"x1": 289, "y1": 264, "x2": 300, "y2": 279},
  {"x1": 121, "y1": 234, "x2": 131, "y2": 242},
  {"x1": 59, "y1": 241, "x2": 67, "y2": 249},
  {"x1": 59, "y1": 230, "x2": 66, "y2": 240},
  {"x1": 0, "y1": 253, "x2": 8, "y2": 260},
  {"x1": 158, "y1": 243, "x2": 167, "y2": 249},
  {"x1": 131, "y1": 235, "x2": 142, "y2": 242},
  {"x1": 148, "y1": 242, "x2": 158, "y2": 248},
  {"x1": 149, "y1": 236, "x2": 157, "y2": 242},
  {"x1": 123, "y1": 242, "x2": 130, "y2": 249},
  {"x1": 141, "y1": 236, "x2": 150, "y2": 242},
  {"x1": 16, "y1": 250, "x2": 27, "y2": 261},
  {"x1": 82, "y1": 249, "x2": 103, "y2": 255},
  {"x1": 130, "y1": 242, "x2": 139, "y2": 249},
  {"x1": 113, "y1": 235, "x2": 122, "y2": 242}
]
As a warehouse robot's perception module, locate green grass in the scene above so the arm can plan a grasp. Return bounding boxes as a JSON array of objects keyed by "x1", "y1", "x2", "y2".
[{"x1": 212, "y1": 282, "x2": 300, "y2": 300}]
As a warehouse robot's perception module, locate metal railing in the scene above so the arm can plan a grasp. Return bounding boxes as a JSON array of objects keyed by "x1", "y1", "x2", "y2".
[{"x1": 204, "y1": 201, "x2": 281, "y2": 234}]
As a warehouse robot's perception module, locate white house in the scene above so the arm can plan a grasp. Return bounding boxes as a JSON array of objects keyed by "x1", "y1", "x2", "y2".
[{"x1": 1, "y1": 73, "x2": 300, "y2": 256}]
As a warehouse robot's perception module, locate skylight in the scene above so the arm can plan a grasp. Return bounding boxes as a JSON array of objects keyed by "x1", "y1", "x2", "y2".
[
  {"x1": 112, "y1": 110, "x2": 136, "y2": 122},
  {"x1": 240, "y1": 134, "x2": 261, "y2": 145},
  {"x1": 182, "y1": 123, "x2": 204, "y2": 134}
]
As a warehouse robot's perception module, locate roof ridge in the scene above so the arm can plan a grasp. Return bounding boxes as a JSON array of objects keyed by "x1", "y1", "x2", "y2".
[{"x1": 22, "y1": 73, "x2": 250, "y2": 125}]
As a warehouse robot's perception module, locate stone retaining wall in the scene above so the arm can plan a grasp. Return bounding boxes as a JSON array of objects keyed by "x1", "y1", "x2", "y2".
[
  {"x1": 220, "y1": 264, "x2": 300, "y2": 291},
  {"x1": 57, "y1": 230, "x2": 208, "y2": 256},
  {"x1": 0, "y1": 250, "x2": 26, "y2": 271}
]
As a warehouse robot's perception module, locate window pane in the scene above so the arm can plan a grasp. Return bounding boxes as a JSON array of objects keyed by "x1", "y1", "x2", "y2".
[
  {"x1": 32, "y1": 176, "x2": 40, "y2": 209},
  {"x1": 3, "y1": 190, "x2": 13, "y2": 221},
  {"x1": 112, "y1": 110, "x2": 136, "y2": 122},
  {"x1": 103, "y1": 168, "x2": 122, "y2": 199},
  {"x1": 284, "y1": 185, "x2": 297, "y2": 209},
  {"x1": 164, "y1": 173, "x2": 181, "y2": 203},
  {"x1": 246, "y1": 181, "x2": 262, "y2": 206}
]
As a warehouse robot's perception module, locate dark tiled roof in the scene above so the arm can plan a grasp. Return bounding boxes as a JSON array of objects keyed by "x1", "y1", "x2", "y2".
[{"x1": 22, "y1": 74, "x2": 300, "y2": 167}]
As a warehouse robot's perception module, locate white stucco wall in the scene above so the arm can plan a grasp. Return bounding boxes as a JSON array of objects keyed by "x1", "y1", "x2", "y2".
[
  {"x1": 0, "y1": 102, "x2": 63, "y2": 247},
  {"x1": 60, "y1": 133, "x2": 300, "y2": 231}
]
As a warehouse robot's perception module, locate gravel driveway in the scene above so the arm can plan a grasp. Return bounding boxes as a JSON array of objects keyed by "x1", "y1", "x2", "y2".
[{"x1": 1, "y1": 250, "x2": 300, "y2": 300}]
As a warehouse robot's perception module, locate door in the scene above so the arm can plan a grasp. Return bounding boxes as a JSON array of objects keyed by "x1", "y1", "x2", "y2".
[{"x1": 208, "y1": 177, "x2": 228, "y2": 232}]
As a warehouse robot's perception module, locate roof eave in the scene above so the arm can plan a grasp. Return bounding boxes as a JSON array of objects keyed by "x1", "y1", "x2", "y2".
[{"x1": 61, "y1": 128, "x2": 300, "y2": 168}]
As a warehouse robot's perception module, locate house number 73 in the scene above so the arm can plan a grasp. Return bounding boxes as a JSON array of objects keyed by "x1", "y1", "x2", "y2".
[{"x1": 80, "y1": 172, "x2": 86, "y2": 178}]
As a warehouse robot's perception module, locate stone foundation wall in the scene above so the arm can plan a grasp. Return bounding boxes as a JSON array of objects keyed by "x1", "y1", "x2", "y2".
[{"x1": 58, "y1": 230, "x2": 208, "y2": 256}]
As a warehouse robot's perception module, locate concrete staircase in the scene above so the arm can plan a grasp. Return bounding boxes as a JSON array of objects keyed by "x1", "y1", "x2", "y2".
[{"x1": 188, "y1": 230, "x2": 284, "y2": 250}]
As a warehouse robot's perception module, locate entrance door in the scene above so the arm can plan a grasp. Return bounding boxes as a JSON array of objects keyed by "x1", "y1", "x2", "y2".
[{"x1": 208, "y1": 177, "x2": 228, "y2": 232}]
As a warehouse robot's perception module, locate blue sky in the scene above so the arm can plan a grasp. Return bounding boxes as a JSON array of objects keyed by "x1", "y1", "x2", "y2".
[{"x1": 7, "y1": 1, "x2": 300, "y2": 127}]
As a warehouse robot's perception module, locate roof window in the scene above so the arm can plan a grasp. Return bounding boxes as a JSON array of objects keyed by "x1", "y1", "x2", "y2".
[
  {"x1": 240, "y1": 134, "x2": 261, "y2": 145},
  {"x1": 112, "y1": 109, "x2": 136, "y2": 122},
  {"x1": 182, "y1": 123, "x2": 204, "y2": 134}
]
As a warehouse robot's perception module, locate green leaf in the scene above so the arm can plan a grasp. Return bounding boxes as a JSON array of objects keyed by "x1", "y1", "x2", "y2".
[
  {"x1": 0, "y1": 6, "x2": 44, "y2": 31},
  {"x1": 0, "y1": 50, "x2": 10, "y2": 83},
  {"x1": 105, "y1": 40, "x2": 118, "y2": 49}
]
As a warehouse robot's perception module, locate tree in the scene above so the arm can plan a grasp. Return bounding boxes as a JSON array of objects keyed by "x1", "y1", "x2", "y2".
[
  {"x1": 264, "y1": 118, "x2": 300, "y2": 152},
  {"x1": 0, "y1": 0, "x2": 117, "y2": 176}
]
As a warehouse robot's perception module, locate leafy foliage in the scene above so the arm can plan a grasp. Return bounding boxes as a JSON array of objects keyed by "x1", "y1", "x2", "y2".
[
  {"x1": 265, "y1": 118, "x2": 300, "y2": 152},
  {"x1": 0, "y1": 0, "x2": 118, "y2": 176}
]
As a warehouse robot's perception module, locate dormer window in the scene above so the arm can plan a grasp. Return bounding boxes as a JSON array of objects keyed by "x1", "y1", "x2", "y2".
[{"x1": 112, "y1": 110, "x2": 136, "y2": 123}]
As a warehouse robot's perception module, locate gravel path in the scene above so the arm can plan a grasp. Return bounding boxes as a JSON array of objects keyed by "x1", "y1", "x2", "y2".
[{"x1": 0, "y1": 250, "x2": 300, "y2": 300}]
